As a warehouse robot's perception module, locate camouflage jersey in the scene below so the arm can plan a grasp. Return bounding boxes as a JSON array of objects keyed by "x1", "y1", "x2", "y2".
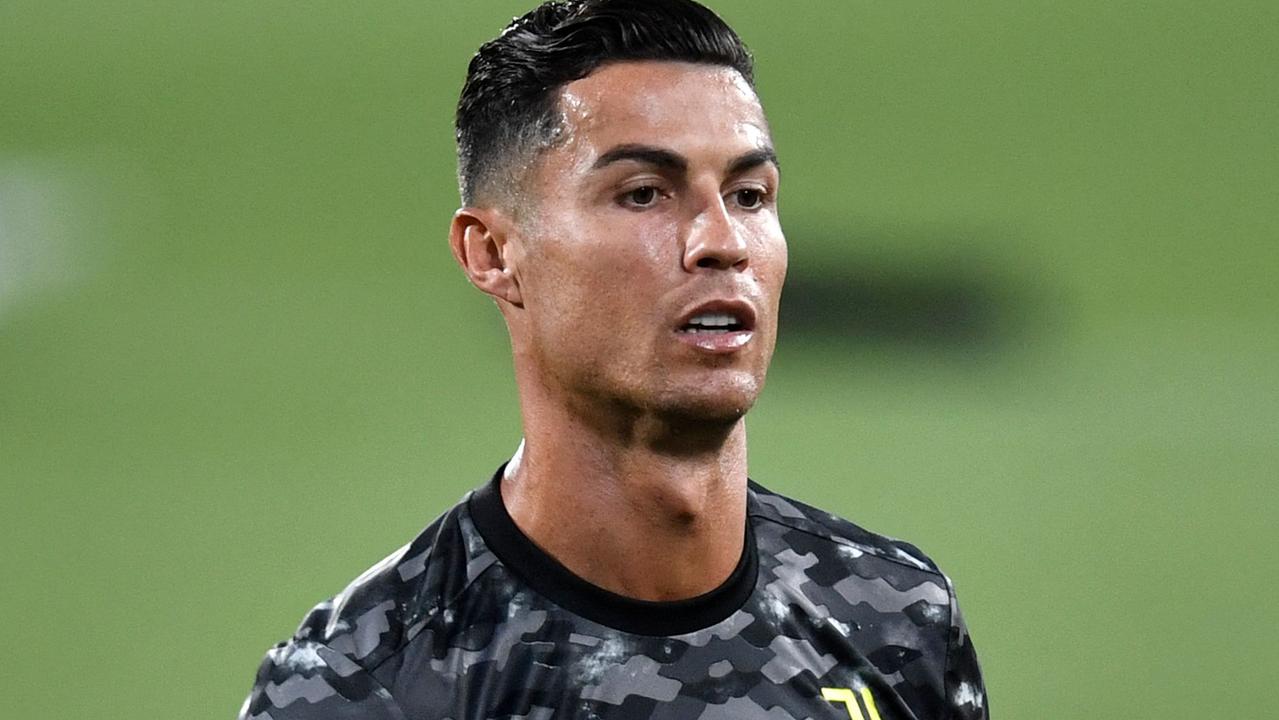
[{"x1": 239, "y1": 470, "x2": 987, "y2": 720}]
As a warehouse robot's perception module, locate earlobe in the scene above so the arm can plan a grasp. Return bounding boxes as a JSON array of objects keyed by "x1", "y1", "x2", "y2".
[{"x1": 449, "y1": 208, "x2": 524, "y2": 307}]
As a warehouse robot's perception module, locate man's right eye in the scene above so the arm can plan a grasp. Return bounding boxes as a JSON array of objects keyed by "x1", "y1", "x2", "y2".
[{"x1": 621, "y1": 186, "x2": 659, "y2": 208}]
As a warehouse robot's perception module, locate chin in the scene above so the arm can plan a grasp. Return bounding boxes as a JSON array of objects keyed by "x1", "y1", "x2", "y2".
[{"x1": 649, "y1": 377, "x2": 761, "y2": 426}]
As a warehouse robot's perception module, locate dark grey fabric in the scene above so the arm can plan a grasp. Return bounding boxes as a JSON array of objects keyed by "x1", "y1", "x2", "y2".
[{"x1": 238, "y1": 475, "x2": 987, "y2": 719}]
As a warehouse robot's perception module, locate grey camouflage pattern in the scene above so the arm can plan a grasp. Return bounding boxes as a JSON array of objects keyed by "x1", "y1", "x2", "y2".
[{"x1": 239, "y1": 481, "x2": 987, "y2": 719}]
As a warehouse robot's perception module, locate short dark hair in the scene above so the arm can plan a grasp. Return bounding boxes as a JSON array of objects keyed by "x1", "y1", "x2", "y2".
[{"x1": 455, "y1": 0, "x2": 755, "y2": 206}]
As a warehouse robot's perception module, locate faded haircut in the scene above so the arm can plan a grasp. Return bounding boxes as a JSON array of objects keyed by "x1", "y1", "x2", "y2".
[{"x1": 455, "y1": 0, "x2": 754, "y2": 207}]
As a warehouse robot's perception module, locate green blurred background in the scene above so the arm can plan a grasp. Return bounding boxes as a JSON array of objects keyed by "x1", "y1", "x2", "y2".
[{"x1": 2, "y1": 1, "x2": 1275, "y2": 717}]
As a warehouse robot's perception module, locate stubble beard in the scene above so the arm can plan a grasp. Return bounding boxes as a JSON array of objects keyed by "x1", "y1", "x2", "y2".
[
  {"x1": 556, "y1": 358, "x2": 764, "y2": 456},
  {"x1": 528, "y1": 317, "x2": 772, "y2": 454}
]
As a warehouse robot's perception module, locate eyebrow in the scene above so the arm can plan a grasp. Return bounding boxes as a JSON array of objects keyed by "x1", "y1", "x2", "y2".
[
  {"x1": 592, "y1": 144, "x2": 780, "y2": 176},
  {"x1": 727, "y1": 147, "x2": 780, "y2": 176},
  {"x1": 593, "y1": 144, "x2": 688, "y2": 172}
]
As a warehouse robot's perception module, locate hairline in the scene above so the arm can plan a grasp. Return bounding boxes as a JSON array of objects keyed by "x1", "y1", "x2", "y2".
[{"x1": 467, "y1": 59, "x2": 761, "y2": 213}]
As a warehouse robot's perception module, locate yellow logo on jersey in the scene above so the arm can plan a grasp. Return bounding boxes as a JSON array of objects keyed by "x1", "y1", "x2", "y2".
[{"x1": 822, "y1": 687, "x2": 883, "y2": 720}]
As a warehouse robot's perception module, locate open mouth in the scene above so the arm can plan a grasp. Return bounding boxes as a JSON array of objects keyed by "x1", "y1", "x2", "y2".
[
  {"x1": 678, "y1": 312, "x2": 747, "y2": 335},
  {"x1": 673, "y1": 301, "x2": 758, "y2": 353}
]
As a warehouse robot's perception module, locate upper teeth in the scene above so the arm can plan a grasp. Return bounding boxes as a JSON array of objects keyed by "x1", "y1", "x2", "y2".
[{"x1": 688, "y1": 312, "x2": 738, "y2": 327}]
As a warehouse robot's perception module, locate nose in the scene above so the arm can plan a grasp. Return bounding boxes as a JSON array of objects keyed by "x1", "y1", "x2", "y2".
[{"x1": 683, "y1": 197, "x2": 749, "y2": 272}]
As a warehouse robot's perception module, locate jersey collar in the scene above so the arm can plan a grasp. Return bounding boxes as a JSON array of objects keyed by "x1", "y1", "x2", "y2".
[{"x1": 468, "y1": 465, "x2": 759, "y2": 636}]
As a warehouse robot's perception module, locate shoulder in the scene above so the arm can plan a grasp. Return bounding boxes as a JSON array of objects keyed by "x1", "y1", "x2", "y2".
[
  {"x1": 239, "y1": 492, "x2": 498, "y2": 718},
  {"x1": 747, "y1": 479, "x2": 945, "y2": 577},
  {"x1": 748, "y1": 481, "x2": 989, "y2": 719},
  {"x1": 292, "y1": 493, "x2": 497, "y2": 670},
  {"x1": 238, "y1": 639, "x2": 408, "y2": 720}
]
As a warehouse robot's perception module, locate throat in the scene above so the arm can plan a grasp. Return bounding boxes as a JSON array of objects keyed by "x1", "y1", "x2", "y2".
[{"x1": 501, "y1": 441, "x2": 749, "y2": 601}]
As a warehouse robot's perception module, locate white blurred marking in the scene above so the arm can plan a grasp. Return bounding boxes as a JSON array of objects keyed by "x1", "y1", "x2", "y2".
[
  {"x1": 954, "y1": 680, "x2": 984, "y2": 708},
  {"x1": 0, "y1": 158, "x2": 98, "y2": 323}
]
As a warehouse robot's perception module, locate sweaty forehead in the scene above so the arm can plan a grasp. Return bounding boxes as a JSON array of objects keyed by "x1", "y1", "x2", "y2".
[{"x1": 556, "y1": 61, "x2": 771, "y2": 159}]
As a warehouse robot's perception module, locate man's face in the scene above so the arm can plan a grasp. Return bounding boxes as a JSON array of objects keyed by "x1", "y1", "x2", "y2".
[{"x1": 511, "y1": 61, "x2": 786, "y2": 424}]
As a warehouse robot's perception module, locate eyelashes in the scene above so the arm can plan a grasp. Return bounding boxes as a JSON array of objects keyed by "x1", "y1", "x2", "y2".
[{"x1": 614, "y1": 185, "x2": 773, "y2": 211}]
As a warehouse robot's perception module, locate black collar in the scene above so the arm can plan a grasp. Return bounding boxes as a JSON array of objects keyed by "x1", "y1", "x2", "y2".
[{"x1": 468, "y1": 466, "x2": 759, "y2": 636}]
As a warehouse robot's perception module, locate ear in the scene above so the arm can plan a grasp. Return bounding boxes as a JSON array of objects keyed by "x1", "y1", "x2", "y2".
[{"x1": 449, "y1": 207, "x2": 523, "y2": 307}]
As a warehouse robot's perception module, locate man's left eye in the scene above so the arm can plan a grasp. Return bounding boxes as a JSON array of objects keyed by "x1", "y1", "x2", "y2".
[{"x1": 733, "y1": 188, "x2": 766, "y2": 209}]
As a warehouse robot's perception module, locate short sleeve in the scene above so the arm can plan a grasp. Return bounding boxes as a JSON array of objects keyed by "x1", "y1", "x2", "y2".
[
  {"x1": 237, "y1": 639, "x2": 406, "y2": 720},
  {"x1": 944, "y1": 576, "x2": 988, "y2": 720}
]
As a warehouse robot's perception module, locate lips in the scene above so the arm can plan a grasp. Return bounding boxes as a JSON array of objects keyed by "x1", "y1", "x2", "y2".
[{"x1": 675, "y1": 299, "x2": 757, "y2": 353}]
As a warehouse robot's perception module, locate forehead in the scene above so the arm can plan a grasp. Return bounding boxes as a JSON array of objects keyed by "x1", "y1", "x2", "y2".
[{"x1": 555, "y1": 61, "x2": 771, "y2": 160}]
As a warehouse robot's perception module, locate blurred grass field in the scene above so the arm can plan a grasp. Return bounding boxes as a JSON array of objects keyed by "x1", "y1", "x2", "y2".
[{"x1": 1, "y1": 1, "x2": 1276, "y2": 718}]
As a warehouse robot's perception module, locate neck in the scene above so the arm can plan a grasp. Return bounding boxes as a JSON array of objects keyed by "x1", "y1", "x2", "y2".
[{"x1": 502, "y1": 380, "x2": 750, "y2": 602}]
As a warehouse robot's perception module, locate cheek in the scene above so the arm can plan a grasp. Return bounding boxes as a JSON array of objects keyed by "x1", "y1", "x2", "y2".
[
  {"x1": 632, "y1": 217, "x2": 680, "y2": 267},
  {"x1": 520, "y1": 203, "x2": 685, "y2": 340},
  {"x1": 751, "y1": 226, "x2": 789, "y2": 285},
  {"x1": 538, "y1": 220, "x2": 675, "y2": 297},
  {"x1": 773, "y1": 243, "x2": 789, "y2": 287},
  {"x1": 524, "y1": 246, "x2": 649, "y2": 337}
]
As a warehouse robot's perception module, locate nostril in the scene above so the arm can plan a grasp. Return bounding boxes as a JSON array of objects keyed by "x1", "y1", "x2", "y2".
[{"x1": 696, "y1": 257, "x2": 719, "y2": 269}]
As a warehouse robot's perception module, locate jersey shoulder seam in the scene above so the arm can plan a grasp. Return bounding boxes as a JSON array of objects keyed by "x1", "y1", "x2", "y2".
[
  {"x1": 747, "y1": 488, "x2": 945, "y2": 578},
  {"x1": 362, "y1": 552, "x2": 501, "y2": 677},
  {"x1": 312, "y1": 640, "x2": 411, "y2": 720},
  {"x1": 303, "y1": 495, "x2": 501, "y2": 679},
  {"x1": 939, "y1": 572, "x2": 958, "y2": 720},
  {"x1": 750, "y1": 511, "x2": 943, "y2": 578}
]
